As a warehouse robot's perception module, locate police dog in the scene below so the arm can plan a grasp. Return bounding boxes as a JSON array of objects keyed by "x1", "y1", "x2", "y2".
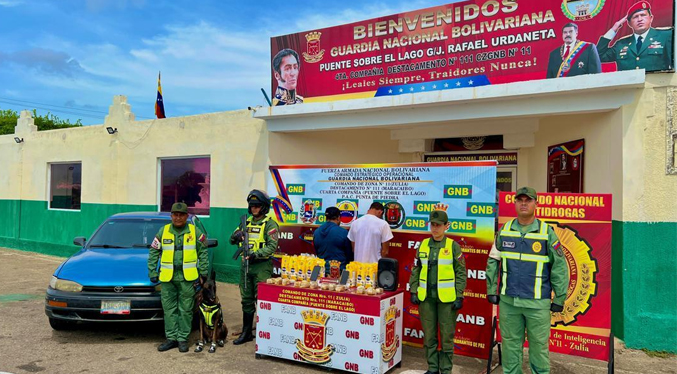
[{"x1": 194, "y1": 279, "x2": 228, "y2": 353}]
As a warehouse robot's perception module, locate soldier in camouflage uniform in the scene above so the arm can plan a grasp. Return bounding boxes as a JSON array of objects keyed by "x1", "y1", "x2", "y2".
[{"x1": 229, "y1": 189, "x2": 279, "y2": 345}]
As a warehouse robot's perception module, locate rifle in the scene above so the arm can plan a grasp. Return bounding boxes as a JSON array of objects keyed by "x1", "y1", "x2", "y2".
[{"x1": 232, "y1": 214, "x2": 250, "y2": 290}]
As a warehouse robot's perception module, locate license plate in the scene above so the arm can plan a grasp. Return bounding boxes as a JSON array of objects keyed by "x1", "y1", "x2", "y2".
[{"x1": 101, "y1": 300, "x2": 131, "y2": 315}]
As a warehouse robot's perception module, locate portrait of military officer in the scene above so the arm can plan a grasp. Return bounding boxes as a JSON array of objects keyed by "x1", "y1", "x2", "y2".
[
  {"x1": 272, "y1": 48, "x2": 303, "y2": 105},
  {"x1": 546, "y1": 23, "x2": 601, "y2": 78},
  {"x1": 597, "y1": 1, "x2": 673, "y2": 72}
]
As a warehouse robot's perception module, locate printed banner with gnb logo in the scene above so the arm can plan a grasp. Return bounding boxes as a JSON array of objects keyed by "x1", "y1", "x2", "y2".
[
  {"x1": 267, "y1": 162, "x2": 497, "y2": 359},
  {"x1": 498, "y1": 191, "x2": 612, "y2": 361}
]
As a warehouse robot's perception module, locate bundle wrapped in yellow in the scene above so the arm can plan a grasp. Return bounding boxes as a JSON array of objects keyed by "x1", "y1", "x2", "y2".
[
  {"x1": 288, "y1": 256, "x2": 297, "y2": 281},
  {"x1": 280, "y1": 256, "x2": 288, "y2": 280}
]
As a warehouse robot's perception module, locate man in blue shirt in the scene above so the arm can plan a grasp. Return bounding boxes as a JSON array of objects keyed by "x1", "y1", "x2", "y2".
[{"x1": 313, "y1": 207, "x2": 352, "y2": 276}]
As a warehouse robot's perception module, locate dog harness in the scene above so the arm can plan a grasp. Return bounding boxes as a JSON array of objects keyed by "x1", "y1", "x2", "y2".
[{"x1": 199, "y1": 303, "x2": 221, "y2": 328}]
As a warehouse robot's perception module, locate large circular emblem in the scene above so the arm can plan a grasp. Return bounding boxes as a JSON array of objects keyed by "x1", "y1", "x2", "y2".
[
  {"x1": 336, "y1": 200, "x2": 358, "y2": 225},
  {"x1": 532, "y1": 242, "x2": 542, "y2": 253},
  {"x1": 384, "y1": 201, "x2": 405, "y2": 229},
  {"x1": 550, "y1": 224, "x2": 598, "y2": 326},
  {"x1": 561, "y1": 0, "x2": 605, "y2": 21},
  {"x1": 300, "y1": 199, "x2": 318, "y2": 224}
]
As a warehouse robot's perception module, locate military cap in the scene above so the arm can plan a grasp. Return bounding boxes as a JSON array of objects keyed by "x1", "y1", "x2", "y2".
[
  {"x1": 429, "y1": 210, "x2": 449, "y2": 225},
  {"x1": 171, "y1": 202, "x2": 189, "y2": 213},
  {"x1": 515, "y1": 186, "x2": 538, "y2": 200},
  {"x1": 626, "y1": 1, "x2": 651, "y2": 19}
]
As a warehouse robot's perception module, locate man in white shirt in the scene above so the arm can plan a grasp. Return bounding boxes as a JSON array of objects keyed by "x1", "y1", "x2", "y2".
[{"x1": 347, "y1": 202, "x2": 394, "y2": 263}]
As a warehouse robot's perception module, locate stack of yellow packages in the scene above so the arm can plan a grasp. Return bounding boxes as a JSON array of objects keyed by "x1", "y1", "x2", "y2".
[
  {"x1": 345, "y1": 262, "x2": 383, "y2": 295},
  {"x1": 277, "y1": 254, "x2": 325, "y2": 288}
]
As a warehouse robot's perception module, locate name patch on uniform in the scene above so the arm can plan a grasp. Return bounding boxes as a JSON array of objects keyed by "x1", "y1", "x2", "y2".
[
  {"x1": 502, "y1": 241, "x2": 516, "y2": 249},
  {"x1": 162, "y1": 239, "x2": 173, "y2": 244},
  {"x1": 251, "y1": 227, "x2": 261, "y2": 233},
  {"x1": 419, "y1": 252, "x2": 428, "y2": 258}
]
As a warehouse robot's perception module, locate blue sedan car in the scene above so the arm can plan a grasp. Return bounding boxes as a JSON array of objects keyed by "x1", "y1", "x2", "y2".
[{"x1": 45, "y1": 212, "x2": 217, "y2": 330}]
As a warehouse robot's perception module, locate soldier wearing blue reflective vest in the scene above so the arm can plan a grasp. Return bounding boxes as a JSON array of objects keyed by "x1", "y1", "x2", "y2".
[{"x1": 486, "y1": 187, "x2": 569, "y2": 374}]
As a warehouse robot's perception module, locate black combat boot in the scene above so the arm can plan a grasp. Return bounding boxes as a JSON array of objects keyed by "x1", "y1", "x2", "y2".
[
  {"x1": 157, "y1": 339, "x2": 178, "y2": 352},
  {"x1": 232, "y1": 312, "x2": 255, "y2": 345}
]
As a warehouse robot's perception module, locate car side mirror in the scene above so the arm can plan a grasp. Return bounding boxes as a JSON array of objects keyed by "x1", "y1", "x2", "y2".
[
  {"x1": 207, "y1": 239, "x2": 218, "y2": 248},
  {"x1": 73, "y1": 237, "x2": 86, "y2": 247}
]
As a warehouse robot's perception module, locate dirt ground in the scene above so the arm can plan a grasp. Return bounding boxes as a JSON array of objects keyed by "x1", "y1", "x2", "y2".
[{"x1": 0, "y1": 247, "x2": 674, "y2": 374}]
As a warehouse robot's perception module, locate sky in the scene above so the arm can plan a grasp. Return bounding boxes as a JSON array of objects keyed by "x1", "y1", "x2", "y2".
[{"x1": 0, "y1": 0, "x2": 448, "y2": 125}]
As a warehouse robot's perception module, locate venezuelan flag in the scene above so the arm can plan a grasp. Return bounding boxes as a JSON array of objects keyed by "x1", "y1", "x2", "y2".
[{"x1": 155, "y1": 72, "x2": 166, "y2": 119}]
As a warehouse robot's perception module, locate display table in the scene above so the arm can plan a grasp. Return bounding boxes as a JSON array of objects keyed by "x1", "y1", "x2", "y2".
[{"x1": 256, "y1": 283, "x2": 403, "y2": 374}]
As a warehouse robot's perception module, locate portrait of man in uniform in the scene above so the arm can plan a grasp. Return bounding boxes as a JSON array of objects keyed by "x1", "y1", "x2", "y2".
[
  {"x1": 547, "y1": 22, "x2": 601, "y2": 79},
  {"x1": 597, "y1": 1, "x2": 673, "y2": 72},
  {"x1": 272, "y1": 48, "x2": 303, "y2": 106}
]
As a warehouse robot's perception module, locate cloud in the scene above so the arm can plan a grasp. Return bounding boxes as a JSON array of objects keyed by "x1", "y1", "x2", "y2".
[
  {"x1": 4, "y1": 1, "x2": 449, "y2": 123},
  {"x1": 0, "y1": 48, "x2": 86, "y2": 77},
  {"x1": 0, "y1": 0, "x2": 23, "y2": 7}
]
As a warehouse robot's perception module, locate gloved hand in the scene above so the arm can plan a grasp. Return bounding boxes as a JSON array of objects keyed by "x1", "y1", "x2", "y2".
[
  {"x1": 550, "y1": 303, "x2": 564, "y2": 313},
  {"x1": 487, "y1": 295, "x2": 500, "y2": 305},
  {"x1": 410, "y1": 293, "x2": 420, "y2": 305},
  {"x1": 150, "y1": 276, "x2": 159, "y2": 283},
  {"x1": 452, "y1": 298, "x2": 464, "y2": 311},
  {"x1": 229, "y1": 230, "x2": 245, "y2": 245}
]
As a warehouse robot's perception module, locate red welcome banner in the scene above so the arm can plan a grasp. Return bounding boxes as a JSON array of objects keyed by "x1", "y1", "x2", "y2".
[
  {"x1": 499, "y1": 192, "x2": 613, "y2": 361},
  {"x1": 271, "y1": 0, "x2": 674, "y2": 104}
]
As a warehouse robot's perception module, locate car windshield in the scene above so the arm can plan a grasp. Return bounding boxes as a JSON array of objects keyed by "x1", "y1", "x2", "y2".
[{"x1": 88, "y1": 218, "x2": 169, "y2": 248}]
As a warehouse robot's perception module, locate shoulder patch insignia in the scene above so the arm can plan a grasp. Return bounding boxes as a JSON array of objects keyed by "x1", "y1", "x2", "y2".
[
  {"x1": 553, "y1": 241, "x2": 563, "y2": 256},
  {"x1": 151, "y1": 237, "x2": 161, "y2": 250},
  {"x1": 268, "y1": 228, "x2": 279, "y2": 241},
  {"x1": 198, "y1": 233, "x2": 206, "y2": 244}
]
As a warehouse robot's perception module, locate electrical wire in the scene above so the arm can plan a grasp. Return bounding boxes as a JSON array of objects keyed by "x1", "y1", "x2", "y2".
[
  {"x1": 0, "y1": 100, "x2": 104, "y2": 120},
  {"x1": 0, "y1": 97, "x2": 154, "y2": 120}
]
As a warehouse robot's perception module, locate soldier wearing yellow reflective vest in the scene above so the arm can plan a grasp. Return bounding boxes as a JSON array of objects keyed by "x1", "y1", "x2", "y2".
[
  {"x1": 409, "y1": 209, "x2": 466, "y2": 374},
  {"x1": 148, "y1": 202, "x2": 209, "y2": 353},
  {"x1": 486, "y1": 187, "x2": 569, "y2": 374},
  {"x1": 229, "y1": 189, "x2": 279, "y2": 345}
]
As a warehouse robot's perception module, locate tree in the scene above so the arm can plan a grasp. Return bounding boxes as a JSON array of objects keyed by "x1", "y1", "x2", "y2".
[{"x1": 0, "y1": 108, "x2": 82, "y2": 135}]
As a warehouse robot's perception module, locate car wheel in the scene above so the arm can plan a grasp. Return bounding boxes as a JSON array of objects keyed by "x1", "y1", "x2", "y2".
[{"x1": 49, "y1": 317, "x2": 74, "y2": 330}]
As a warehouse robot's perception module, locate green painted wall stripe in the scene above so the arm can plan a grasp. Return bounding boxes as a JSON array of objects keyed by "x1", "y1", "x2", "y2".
[
  {"x1": 611, "y1": 220, "x2": 624, "y2": 340},
  {"x1": 620, "y1": 221, "x2": 677, "y2": 353},
  {"x1": 0, "y1": 199, "x2": 244, "y2": 284}
]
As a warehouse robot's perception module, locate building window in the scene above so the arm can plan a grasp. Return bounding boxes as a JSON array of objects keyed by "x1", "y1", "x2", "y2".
[
  {"x1": 160, "y1": 157, "x2": 211, "y2": 216},
  {"x1": 49, "y1": 163, "x2": 82, "y2": 210}
]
